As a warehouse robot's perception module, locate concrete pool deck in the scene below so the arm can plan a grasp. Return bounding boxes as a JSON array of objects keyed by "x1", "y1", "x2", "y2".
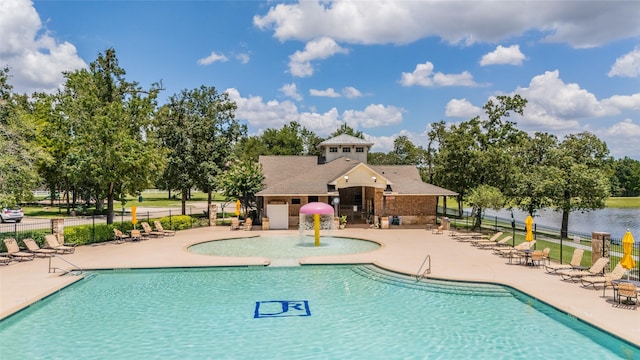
[{"x1": 1, "y1": 226, "x2": 639, "y2": 346}]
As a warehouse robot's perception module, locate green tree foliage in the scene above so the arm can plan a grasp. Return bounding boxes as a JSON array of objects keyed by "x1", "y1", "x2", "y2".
[
  {"x1": 236, "y1": 121, "x2": 321, "y2": 162},
  {"x1": 431, "y1": 95, "x2": 528, "y2": 215},
  {"x1": 466, "y1": 184, "x2": 506, "y2": 229},
  {"x1": 60, "y1": 48, "x2": 163, "y2": 223},
  {"x1": 217, "y1": 160, "x2": 265, "y2": 218},
  {"x1": 611, "y1": 157, "x2": 640, "y2": 197},
  {"x1": 550, "y1": 132, "x2": 611, "y2": 238},
  {"x1": 157, "y1": 85, "x2": 244, "y2": 214},
  {"x1": 331, "y1": 123, "x2": 364, "y2": 139},
  {"x1": 0, "y1": 68, "x2": 41, "y2": 206}
]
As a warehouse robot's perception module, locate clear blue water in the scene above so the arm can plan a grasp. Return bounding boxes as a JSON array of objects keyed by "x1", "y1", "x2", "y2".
[
  {"x1": 189, "y1": 235, "x2": 381, "y2": 265},
  {"x1": 1, "y1": 266, "x2": 638, "y2": 359}
]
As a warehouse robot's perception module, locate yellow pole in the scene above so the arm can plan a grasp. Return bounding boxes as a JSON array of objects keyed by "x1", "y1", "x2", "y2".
[{"x1": 314, "y1": 214, "x2": 320, "y2": 246}]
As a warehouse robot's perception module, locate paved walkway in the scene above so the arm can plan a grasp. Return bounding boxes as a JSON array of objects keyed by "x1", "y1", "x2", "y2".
[{"x1": 1, "y1": 227, "x2": 638, "y2": 346}]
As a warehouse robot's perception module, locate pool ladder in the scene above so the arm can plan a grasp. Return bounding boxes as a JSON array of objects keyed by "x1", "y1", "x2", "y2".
[
  {"x1": 48, "y1": 254, "x2": 84, "y2": 276},
  {"x1": 415, "y1": 254, "x2": 431, "y2": 281}
]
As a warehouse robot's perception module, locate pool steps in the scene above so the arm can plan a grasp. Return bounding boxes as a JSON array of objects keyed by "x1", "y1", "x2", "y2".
[{"x1": 353, "y1": 265, "x2": 512, "y2": 297}]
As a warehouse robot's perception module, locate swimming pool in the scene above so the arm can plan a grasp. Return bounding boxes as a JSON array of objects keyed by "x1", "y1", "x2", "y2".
[
  {"x1": 1, "y1": 265, "x2": 637, "y2": 359},
  {"x1": 189, "y1": 235, "x2": 380, "y2": 265}
]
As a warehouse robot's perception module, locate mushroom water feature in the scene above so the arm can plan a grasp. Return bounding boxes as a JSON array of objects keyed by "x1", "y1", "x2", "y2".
[{"x1": 299, "y1": 202, "x2": 336, "y2": 246}]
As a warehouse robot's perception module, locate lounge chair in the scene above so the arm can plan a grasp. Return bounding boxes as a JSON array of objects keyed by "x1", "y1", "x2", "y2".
[
  {"x1": 559, "y1": 257, "x2": 609, "y2": 282},
  {"x1": 230, "y1": 217, "x2": 240, "y2": 230},
  {"x1": 476, "y1": 236, "x2": 513, "y2": 249},
  {"x1": 130, "y1": 229, "x2": 143, "y2": 241},
  {"x1": 0, "y1": 255, "x2": 11, "y2": 265},
  {"x1": 3, "y1": 238, "x2": 35, "y2": 261},
  {"x1": 241, "y1": 217, "x2": 253, "y2": 231},
  {"x1": 545, "y1": 248, "x2": 584, "y2": 274},
  {"x1": 113, "y1": 228, "x2": 130, "y2": 243},
  {"x1": 23, "y1": 238, "x2": 56, "y2": 257},
  {"x1": 529, "y1": 248, "x2": 550, "y2": 266},
  {"x1": 141, "y1": 222, "x2": 163, "y2": 237},
  {"x1": 494, "y1": 240, "x2": 535, "y2": 257},
  {"x1": 471, "y1": 232, "x2": 504, "y2": 246},
  {"x1": 44, "y1": 234, "x2": 75, "y2": 254},
  {"x1": 580, "y1": 262, "x2": 625, "y2": 290},
  {"x1": 617, "y1": 282, "x2": 638, "y2": 309},
  {"x1": 154, "y1": 221, "x2": 175, "y2": 236}
]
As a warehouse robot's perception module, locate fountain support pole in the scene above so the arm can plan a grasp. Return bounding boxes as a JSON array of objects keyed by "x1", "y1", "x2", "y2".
[{"x1": 314, "y1": 214, "x2": 320, "y2": 246}]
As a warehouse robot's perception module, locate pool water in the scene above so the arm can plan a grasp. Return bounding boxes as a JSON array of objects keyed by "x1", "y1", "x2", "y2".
[
  {"x1": 1, "y1": 266, "x2": 637, "y2": 359},
  {"x1": 189, "y1": 235, "x2": 380, "y2": 265}
]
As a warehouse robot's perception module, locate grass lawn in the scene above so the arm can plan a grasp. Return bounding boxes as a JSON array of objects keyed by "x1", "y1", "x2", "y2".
[{"x1": 439, "y1": 196, "x2": 639, "y2": 210}]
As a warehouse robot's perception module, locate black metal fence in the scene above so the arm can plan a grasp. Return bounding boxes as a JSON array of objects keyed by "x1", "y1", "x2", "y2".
[{"x1": 439, "y1": 207, "x2": 639, "y2": 280}]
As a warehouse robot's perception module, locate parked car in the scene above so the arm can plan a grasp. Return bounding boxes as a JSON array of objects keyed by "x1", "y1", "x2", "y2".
[{"x1": 1, "y1": 206, "x2": 23, "y2": 223}]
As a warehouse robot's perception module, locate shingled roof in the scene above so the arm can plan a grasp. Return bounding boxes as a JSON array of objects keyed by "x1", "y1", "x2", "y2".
[{"x1": 257, "y1": 156, "x2": 457, "y2": 196}]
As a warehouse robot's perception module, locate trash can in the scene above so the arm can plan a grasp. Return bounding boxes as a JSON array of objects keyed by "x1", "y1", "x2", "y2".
[
  {"x1": 442, "y1": 217, "x2": 450, "y2": 230},
  {"x1": 138, "y1": 196, "x2": 143, "y2": 202}
]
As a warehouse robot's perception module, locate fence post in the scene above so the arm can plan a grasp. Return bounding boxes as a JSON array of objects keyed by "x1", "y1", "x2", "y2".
[
  {"x1": 169, "y1": 210, "x2": 172, "y2": 229},
  {"x1": 92, "y1": 215, "x2": 95, "y2": 243}
]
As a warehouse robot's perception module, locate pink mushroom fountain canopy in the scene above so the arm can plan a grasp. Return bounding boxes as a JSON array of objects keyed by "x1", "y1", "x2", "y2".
[{"x1": 299, "y1": 202, "x2": 335, "y2": 215}]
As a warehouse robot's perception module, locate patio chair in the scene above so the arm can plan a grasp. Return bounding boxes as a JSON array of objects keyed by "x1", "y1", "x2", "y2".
[
  {"x1": 558, "y1": 257, "x2": 609, "y2": 282},
  {"x1": 432, "y1": 225, "x2": 444, "y2": 234},
  {"x1": 617, "y1": 282, "x2": 638, "y2": 310},
  {"x1": 23, "y1": 238, "x2": 56, "y2": 257},
  {"x1": 476, "y1": 236, "x2": 513, "y2": 249},
  {"x1": 44, "y1": 234, "x2": 75, "y2": 254},
  {"x1": 580, "y1": 262, "x2": 625, "y2": 290},
  {"x1": 529, "y1": 248, "x2": 551, "y2": 267},
  {"x1": 141, "y1": 222, "x2": 163, "y2": 237},
  {"x1": 113, "y1": 228, "x2": 130, "y2": 243},
  {"x1": 471, "y1": 232, "x2": 504, "y2": 246},
  {"x1": 3, "y1": 238, "x2": 35, "y2": 261},
  {"x1": 230, "y1": 217, "x2": 240, "y2": 230},
  {"x1": 241, "y1": 217, "x2": 253, "y2": 231},
  {"x1": 154, "y1": 220, "x2": 175, "y2": 236},
  {"x1": 130, "y1": 229, "x2": 143, "y2": 241},
  {"x1": 545, "y1": 248, "x2": 584, "y2": 274},
  {"x1": 494, "y1": 240, "x2": 535, "y2": 257}
]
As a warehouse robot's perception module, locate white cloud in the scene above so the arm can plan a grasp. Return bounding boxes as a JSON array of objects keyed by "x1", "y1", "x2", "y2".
[
  {"x1": 279, "y1": 83, "x2": 303, "y2": 101},
  {"x1": 601, "y1": 119, "x2": 640, "y2": 159},
  {"x1": 310, "y1": 88, "x2": 340, "y2": 98},
  {"x1": 601, "y1": 94, "x2": 640, "y2": 111},
  {"x1": 288, "y1": 37, "x2": 348, "y2": 77},
  {"x1": 226, "y1": 87, "x2": 399, "y2": 136},
  {"x1": 400, "y1": 61, "x2": 477, "y2": 87},
  {"x1": 0, "y1": 0, "x2": 86, "y2": 94},
  {"x1": 342, "y1": 86, "x2": 363, "y2": 99},
  {"x1": 235, "y1": 53, "x2": 250, "y2": 64},
  {"x1": 254, "y1": 1, "x2": 640, "y2": 48},
  {"x1": 342, "y1": 104, "x2": 404, "y2": 128},
  {"x1": 480, "y1": 45, "x2": 526, "y2": 66},
  {"x1": 197, "y1": 51, "x2": 228, "y2": 65},
  {"x1": 608, "y1": 47, "x2": 640, "y2": 78},
  {"x1": 445, "y1": 99, "x2": 483, "y2": 118}
]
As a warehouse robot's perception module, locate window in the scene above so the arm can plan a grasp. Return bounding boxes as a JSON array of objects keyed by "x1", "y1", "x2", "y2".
[
  {"x1": 355, "y1": 147, "x2": 364, "y2": 153},
  {"x1": 342, "y1": 147, "x2": 351, "y2": 153},
  {"x1": 308, "y1": 196, "x2": 318, "y2": 203},
  {"x1": 292, "y1": 198, "x2": 301, "y2": 204},
  {"x1": 329, "y1": 147, "x2": 338, "y2": 153}
]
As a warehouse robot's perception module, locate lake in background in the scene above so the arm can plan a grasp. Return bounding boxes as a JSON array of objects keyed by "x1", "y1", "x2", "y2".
[{"x1": 481, "y1": 207, "x2": 639, "y2": 241}]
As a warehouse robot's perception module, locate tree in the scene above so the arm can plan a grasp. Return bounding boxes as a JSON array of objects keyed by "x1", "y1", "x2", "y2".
[
  {"x1": 60, "y1": 48, "x2": 163, "y2": 223},
  {"x1": 611, "y1": 157, "x2": 640, "y2": 197},
  {"x1": 157, "y1": 86, "x2": 244, "y2": 214},
  {"x1": 0, "y1": 68, "x2": 41, "y2": 206},
  {"x1": 261, "y1": 121, "x2": 304, "y2": 155},
  {"x1": 466, "y1": 185, "x2": 506, "y2": 229},
  {"x1": 217, "y1": 160, "x2": 265, "y2": 218},
  {"x1": 331, "y1": 123, "x2": 364, "y2": 139},
  {"x1": 550, "y1": 132, "x2": 611, "y2": 238}
]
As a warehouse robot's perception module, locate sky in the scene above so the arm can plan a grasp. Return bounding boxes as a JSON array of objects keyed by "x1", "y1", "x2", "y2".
[{"x1": 1, "y1": 0, "x2": 639, "y2": 159}]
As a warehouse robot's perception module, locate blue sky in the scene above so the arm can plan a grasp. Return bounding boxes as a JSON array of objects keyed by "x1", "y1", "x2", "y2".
[{"x1": 2, "y1": 0, "x2": 639, "y2": 159}]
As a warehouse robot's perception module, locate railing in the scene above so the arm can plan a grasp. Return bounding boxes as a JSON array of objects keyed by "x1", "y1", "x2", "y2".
[
  {"x1": 416, "y1": 254, "x2": 431, "y2": 281},
  {"x1": 48, "y1": 254, "x2": 84, "y2": 275}
]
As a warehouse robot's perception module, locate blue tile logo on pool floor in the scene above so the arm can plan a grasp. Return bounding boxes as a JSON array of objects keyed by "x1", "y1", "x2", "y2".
[{"x1": 254, "y1": 300, "x2": 311, "y2": 318}]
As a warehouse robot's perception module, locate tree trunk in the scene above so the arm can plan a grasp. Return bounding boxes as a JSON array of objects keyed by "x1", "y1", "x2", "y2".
[
  {"x1": 561, "y1": 209, "x2": 569, "y2": 239},
  {"x1": 107, "y1": 184, "x2": 115, "y2": 224},
  {"x1": 181, "y1": 190, "x2": 187, "y2": 215}
]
